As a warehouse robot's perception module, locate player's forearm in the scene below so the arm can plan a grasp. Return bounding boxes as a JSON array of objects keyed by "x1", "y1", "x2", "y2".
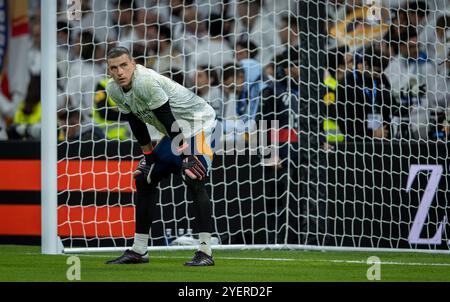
[
  {"x1": 125, "y1": 112, "x2": 152, "y2": 147},
  {"x1": 152, "y1": 100, "x2": 185, "y2": 143}
]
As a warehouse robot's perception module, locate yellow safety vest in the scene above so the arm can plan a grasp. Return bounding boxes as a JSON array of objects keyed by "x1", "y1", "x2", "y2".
[
  {"x1": 14, "y1": 101, "x2": 41, "y2": 125},
  {"x1": 93, "y1": 79, "x2": 129, "y2": 140},
  {"x1": 322, "y1": 73, "x2": 344, "y2": 143},
  {"x1": 324, "y1": 73, "x2": 338, "y2": 91},
  {"x1": 323, "y1": 119, "x2": 344, "y2": 143}
]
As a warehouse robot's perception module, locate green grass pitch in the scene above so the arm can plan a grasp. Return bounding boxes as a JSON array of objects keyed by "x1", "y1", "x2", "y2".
[{"x1": 1, "y1": 245, "x2": 450, "y2": 282}]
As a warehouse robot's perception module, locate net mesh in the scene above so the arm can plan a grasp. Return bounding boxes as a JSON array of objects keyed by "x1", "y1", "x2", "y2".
[{"x1": 54, "y1": 0, "x2": 450, "y2": 251}]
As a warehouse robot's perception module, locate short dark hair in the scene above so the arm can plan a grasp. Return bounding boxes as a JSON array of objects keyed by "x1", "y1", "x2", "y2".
[
  {"x1": 162, "y1": 68, "x2": 185, "y2": 85},
  {"x1": 158, "y1": 24, "x2": 172, "y2": 40},
  {"x1": 116, "y1": 0, "x2": 136, "y2": 10},
  {"x1": 275, "y1": 53, "x2": 290, "y2": 70},
  {"x1": 57, "y1": 21, "x2": 70, "y2": 35},
  {"x1": 436, "y1": 15, "x2": 450, "y2": 30},
  {"x1": 399, "y1": 26, "x2": 418, "y2": 43},
  {"x1": 405, "y1": 0, "x2": 428, "y2": 17},
  {"x1": 239, "y1": 0, "x2": 262, "y2": 8},
  {"x1": 79, "y1": 31, "x2": 96, "y2": 61},
  {"x1": 362, "y1": 47, "x2": 389, "y2": 71},
  {"x1": 198, "y1": 65, "x2": 219, "y2": 86},
  {"x1": 236, "y1": 39, "x2": 258, "y2": 59},
  {"x1": 107, "y1": 46, "x2": 132, "y2": 60},
  {"x1": 223, "y1": 63, "x2": 244, "y2": 82},
  {"x1": 281, "y1": 14, "x2": 299, "y2": 28},
  {"x1": 131, "y1": 43, "x2": 146, "y2": 65},
  {"x1": 208, "y1": 14, "x2": 224, "y2": 37}
]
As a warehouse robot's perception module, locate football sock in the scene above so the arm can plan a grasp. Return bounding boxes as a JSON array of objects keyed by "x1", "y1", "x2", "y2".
[
  {"x1": 198, "y1": 232, "x2": 212, "y2": 256},
  {"x1": 131, "y1": 233, "x2": 149, "y2": 255}
]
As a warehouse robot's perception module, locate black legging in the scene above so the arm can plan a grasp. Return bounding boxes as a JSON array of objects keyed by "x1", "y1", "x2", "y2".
[
  {"x1": 183, "y1": 177, "x2": 214, "y2": 234},
  {"x1": 134, "y1": 174, "x2": 159, "y2": 234},
  {"x1": 134, "y1": 173, "x2": 214, "y2": 235}
]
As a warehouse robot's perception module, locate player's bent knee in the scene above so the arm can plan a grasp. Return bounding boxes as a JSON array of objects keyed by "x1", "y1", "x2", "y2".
[{"x1": 135, "y1": 174, "x2": 149, "y2": 190}]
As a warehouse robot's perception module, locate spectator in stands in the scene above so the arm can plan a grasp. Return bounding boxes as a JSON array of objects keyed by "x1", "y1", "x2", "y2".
[
  {"x1": 374, "y1": 29, "x2": 398, "y2": 64},
  {"x1": 424, "y1": 49, "x2": 450, "y2": 141},
  {"x1": 235, "y1": 39, "x2": 259, "y2": 63},
  {"x1": 390, "y1": 1, "x2": 429, "y2": 49},
  {"x1": 129, "y1": 8, "x2": 160, "y2": 59},
  {"x1": 264, "y1": 0, "x2": 298, "y2": 26},
  {"x1": 278, "y1": 47, "x2": 301, "y2": 89},
  {"x1": 127, "y1": 10, "x2": 160, "y2": 67},
  {"x1": 6, "y1": 75, "x2": 66, "y2": 141},
  {"x1": 279, "y1": 14, "x2": 300, "y2": 52},
  {"x1": 389, "y1": 5, "x2": 408, "y2": 50},
  {"x1": 384, "y1": 26, "x2": 435, "y2": 139},
  {"x1": 153, "y1": 0, "x2": 184, "y2": 25},
  {"x1": 129, "y1": 43, "x2": 148, "y2": 67},
  {"x1": 28, "y1": 14, "x2": 41, "y2": 79},
  {"x1": 325, "y1": 0, "x2": 348, "y2": 27},
  {"x1": 222, "y1": 59, "x2": 294, "y2": 244},
  {"x1": 272, "y1": 50, "x2": 300, "y2": 152},
  {"x1": 418, "y1": 3, "x2": 450, "y2": 56},
  {"x1": 0, "y1": 12, "x2": 40, "y2": 139},
  {"x1": 58, "y1": 107, "x2": 105, "y2": 142},
  {"x1": 330, "y1": 51, "x2": 354, "y2": 84},
  {"x1": 420, "y1": 17, "x2": 450, "y2": 141},
  {"x1": 172, "y1": 0, "x2": 208, "y2": 74},
  {"x1": 220, "y1": 1, "x2": 236, "y2": 46},
  {"x1": 72, "y1": 0, "x2": 116, "y2": 44},
  {"x1": 112, "y1": 0, "x2": 137, "y2": 49},
  {"x1": 232, "y1": 0, "x2": 283, "y2": 66},
  {"x1": 401, "y1": 0, "x2": 429, "y2": 32},
  {"x1": 221, "y1": 59, "x2": 266, "y2": 140},
  {"x1": 222, "y1": 60, "x2": 266, "y2": 130},
  {"x1": 161, "y1": 68, "x2": 186, "y2": 85},
  {"x1": 195, "y1": 0, "x2": 224, "y2": 20},
  {"x1": 67, "y1": 31, "x2": 107, "y2": 123},
  {"x1": 430, "y1": 15, "x2": 450, "y2": 64},
  {"x1": 148, "y1": 24, "x2": 184, "y2": 74},
  {"x1": 191, "y1": 14, "x2": 234, "y2": 71},
  {"x1": 92, "y1": 78, "x2": 130, "y2": 141},
  {"x1": 193, "y1": 65, "x2": 223, "y2": 118},
  {"x1": 263, "y1": 54, "x2": 284, "y2": 78},
  {"x1": 57, "y1": 21, "x2": 73, "y2": 91},
  {"x1": 336, "y1": 49, "x2": 393, "y2": 140},
  {"x1": 6, "y1": 75, "x2": 42, "y2": 140}
]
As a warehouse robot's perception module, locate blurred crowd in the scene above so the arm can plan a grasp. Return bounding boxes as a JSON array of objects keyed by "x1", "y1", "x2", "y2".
[{"x1": 2, "y1": 0, "x2": 450, "y2": 144}]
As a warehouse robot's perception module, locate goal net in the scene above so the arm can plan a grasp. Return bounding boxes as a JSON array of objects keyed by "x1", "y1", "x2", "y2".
[{"x1": 52, "y1": 0, "x2": 450, "y2": 253}]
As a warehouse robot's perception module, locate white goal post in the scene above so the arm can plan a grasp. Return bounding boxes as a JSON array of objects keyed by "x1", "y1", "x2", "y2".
[
  {"x1": 41, "y1": 0, "x2": 450, "y2": 254},
  {"x1": 41, "y1": 0, "x2": 60, "y2": 255}
]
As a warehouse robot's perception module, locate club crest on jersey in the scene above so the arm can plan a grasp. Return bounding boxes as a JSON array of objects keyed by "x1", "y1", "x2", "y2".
[{"x1": 135, "y1": 108, "x2": 155, "y2": 122}]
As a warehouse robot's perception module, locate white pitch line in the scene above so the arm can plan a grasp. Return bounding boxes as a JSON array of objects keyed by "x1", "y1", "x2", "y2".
[
  {"x1": 328, "y1": 259, "x2": 450, "y2": 267},
  {"x1": 217, "y1": 257, "x2": 450, "y2": 267},
  {"x1": 30, "y1": 253, "x2": 450, "y2": 267}
]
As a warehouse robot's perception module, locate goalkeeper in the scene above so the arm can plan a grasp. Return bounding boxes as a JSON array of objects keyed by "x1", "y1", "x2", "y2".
[{"x1": 104, "y1": 47, "x2": 216, "y2": 266}]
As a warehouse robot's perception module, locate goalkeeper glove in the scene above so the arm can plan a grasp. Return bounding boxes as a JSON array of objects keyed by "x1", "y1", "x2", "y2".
[
  {"x1": 135, "y1": 151, "x2": 156, "y2": 184},
  {"x1": 182, "y1": 155, "x2": 207, "y2": 180}
]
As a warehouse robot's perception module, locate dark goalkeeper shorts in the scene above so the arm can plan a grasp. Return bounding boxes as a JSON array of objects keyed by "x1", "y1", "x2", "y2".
[{"x1": 150, "y1": 129, "x2": 215, "y2": 178}]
